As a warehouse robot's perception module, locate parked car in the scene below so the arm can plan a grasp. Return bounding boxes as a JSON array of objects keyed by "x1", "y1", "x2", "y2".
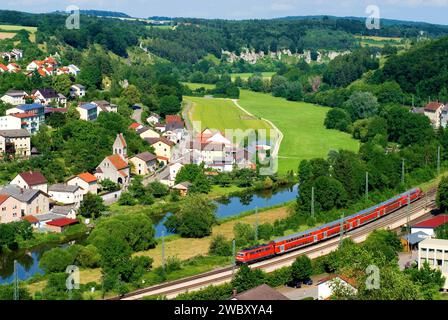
[
  {"x1": 303, "y1": 278, "x2": 313, "y2": 286},
  {"x1": 286, "y1": 280, "x2": 302, "y2": 289}
]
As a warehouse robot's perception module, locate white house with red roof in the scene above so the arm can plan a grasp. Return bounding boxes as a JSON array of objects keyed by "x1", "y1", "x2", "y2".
[
  {"x1": 10, "y1": 171, "x2": 48, "y2": 193},
  {"x1": 317, "y1": 275, "x2": 357, "y2": 300},
  {"x1": 6, "y1": 63, "x2": 21, "y2": 73},
  {"x1": 411, "y1": 214, "x2": 448, "y2": 237},
  {"x1": 424, "y1": 101, "x2": 445, "y2": 128},
  {"x1": 95, "y1": 134, "x2": 130, "y2": 188},
  {"x1": 67, "y1": 172, "x2": 98, "y2": 195}
]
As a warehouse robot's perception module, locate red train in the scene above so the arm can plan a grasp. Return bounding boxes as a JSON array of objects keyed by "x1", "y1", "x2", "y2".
[{"x1": 236, "y1": 188, "x2": 423, "y2": 264}]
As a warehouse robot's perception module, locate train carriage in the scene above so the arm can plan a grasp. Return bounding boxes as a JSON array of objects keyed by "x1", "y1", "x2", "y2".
[{"x1": 236, "y1": 188, "x2": 423, "y2": 264}]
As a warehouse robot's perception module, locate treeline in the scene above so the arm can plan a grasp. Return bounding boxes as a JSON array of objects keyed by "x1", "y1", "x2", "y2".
[
  {"x1": 371, "y1": 36, "x2": 448, "y2": 101},
  {"x1": 0, "y1": 10, "x2": 145, "y2": 56}
]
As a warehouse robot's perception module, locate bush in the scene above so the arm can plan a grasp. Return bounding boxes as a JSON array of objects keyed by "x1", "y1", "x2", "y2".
[
  {"x1": 209, "y1": 235, "x2": 233, "y2": 256},
  {"x1": 39, "y1": 247, "x2": 75, "y2": 273},
  {"x1": 258, "y1": 223, "x2": 274, "y2": 241}
]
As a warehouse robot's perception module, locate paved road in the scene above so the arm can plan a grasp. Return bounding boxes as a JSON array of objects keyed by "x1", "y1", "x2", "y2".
[{"x1": 132, "y1": 108, "x2": 143, "y2": 124}]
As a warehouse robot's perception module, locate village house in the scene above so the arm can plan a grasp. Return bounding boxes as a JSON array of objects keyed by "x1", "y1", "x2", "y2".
[
  {"x1": 145, "y1": 137, "x2": 175, "y2": 163},
  {"x1": 1, "y1": 49, "x2": 23, "y2": 62},
  {"x1": 160, "y1": 162, "x2": 184, "y2": 187},
  {"x1": 26, "y1": 57, "x2": 58, "y2": 73},
  {"x1": 50, "y1": 205, "x2": 77, "y2": 219},
  {"x1": 76, "y1": 103, "x2": 98, "y2": 121},
  {"x1": 154, "y1": 123, "x2": 166, "y2": 133},
  {"x1": 136, "y1": 126, "x2": 160, "y2": 139},
  {"x1": 129, "y1": 152, "x2": 158, "y2": 175},
  {"x1": 32, "y1": 88, "x2": 66, "y2": 106},
  {"x1": 172, "y1": 181, "x2": 192, "y2": 197},
  {"x1": 92, "y1": 100, "x2": 118, "y2": 115},
  {"x1": 67, "y1": 172, "x2": 98, "y2": 195},
  {"x1": 0, "y1": 185, "x2": 50, "y2": 217},
  {"x1": 11, "y1": 171, "x2": 48, "y2": 193},
  {"x1": 146, "y1": 112, "x2": 161, "y2": 125},
  {"x1": 0, "y1": 90, "x2": 28, "y2": 105},
  {"x1": 95, "y1": 134, "x2": 130, "y2": 188},
  {"x1": 11, "y1": 112, "x2": 40, "y2": 134},
  {"x1": 230, "y1": 284, "x2": 289, "y2": 301},
  {"x1": 317, "y1": 275, "x2": 357, "y2": 300},
  {"x1": 6, "y1": 103, "x2": 45, "y2": 125},
  {"x1": 0, "y1": 194, "x2": 24, "y2": 224},
  {"x1": 7, "y1": 63, "x2": 21, "y2": 73},
  {"x1": 0, "y1": 63, "x2": 8, "y2": 73},
  {"x1": 0, "y1": 115, "x2": 21, "y2": 130},
  {"x1": 68, "y1": 64, "x2": 81, "y2": 76},
  {"x1": 0, "y1": 129, "x2": 31, "y2": 158},
  {"x1": 411, "y1": 214, "x2": 448, "y2": 237},
  {"x1": 48, "y1": 184, "x2": 84, "y2": 208},
  {"x1": 69, "y1": 84, "x2": 86, "y2": 98},
  {"x1": 45, "y1": 218, "x2": 79, "y2": 233},
  {"x1": 440, "y1": 104, "x2": 448, "y2": 129},
  {"x1": 418, "y1": 238, "x2": 448, "y2": 291},
  {"x1": 424, "y1": 101, "x2": 444, "y2": 128},
  {"x1": 128, "y1": 122, "x2": 143, "y2": 131}
]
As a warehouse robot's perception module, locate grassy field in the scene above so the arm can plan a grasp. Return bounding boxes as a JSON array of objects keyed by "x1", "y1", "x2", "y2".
[
  {"x1": 183, "y1": 82, "x2": 216, "y2": 90},
  {"x1": 135, "y1": 205, "x2": 292, "y2": 267},
  {"x1": 0, "y1": 24, "x2": 37, "y2": 42},
  {"x1": 184, "y1": 96, "x2": 272, "y2": 134},
  {"x1": 231, "y1": 72, "x2": 275, "y2": 81},
  {"x1": 238, "y1": 90, "x2": 360, "y2": 173},
  {"x1": 355, "y1": 35, "x2": 407, "y2": 49}
]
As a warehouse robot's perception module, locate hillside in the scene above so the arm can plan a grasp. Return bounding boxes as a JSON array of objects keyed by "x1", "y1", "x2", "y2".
[{"x1": 374, "y1": 36, "x2": 448, "y2": 99}]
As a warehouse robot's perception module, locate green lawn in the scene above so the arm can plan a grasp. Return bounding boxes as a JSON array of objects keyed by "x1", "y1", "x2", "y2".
[
  {"x1": 183, "y1": 82, "x2": 216, "y2": 90},
  {"x1": 0, "y1": 24, "x2": 37, "y2": 33},
  {"x1": 238, "y1": 90, "x2": 360, "y2": 173},
  {"x1": 231, "y1": 72, "x2": 275, "y2": 81},
  {"x1": 184, "y1": 96, "x2": 272, "y2": 134}
]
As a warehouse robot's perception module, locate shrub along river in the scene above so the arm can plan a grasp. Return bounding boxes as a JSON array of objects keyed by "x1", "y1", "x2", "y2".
[{"x1": 0, "y1": 184, "x2": 298, "y2": 284}]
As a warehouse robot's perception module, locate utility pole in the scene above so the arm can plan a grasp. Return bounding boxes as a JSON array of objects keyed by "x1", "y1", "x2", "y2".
[
  {"x1": 311, "y1": 186, "x2": 315, "y2": 218},
  {"x1": 401, "y1": 158, "x2": 405, "y2": 185},
  {"x1": 161, "y1": 230, "x2": 166, "y2": 272},
  {"x1": 13, "y1": 260, "x2": 19, "y2": 301},
  {"x1": 254, "y1": 206, "x2": 259, "y2": 242},
  {"x1": 339, "y1": 215, "x2": 344, "y2": 248},
  {"x1": 232, "y1": 239, "x2": 236, "y2": 277},
  {"x1": 437, "y1": 145, "x2": 441, "y2": 176},
  {"x1": 365, "y1": 172, "x2": 369, "y2": 200}
]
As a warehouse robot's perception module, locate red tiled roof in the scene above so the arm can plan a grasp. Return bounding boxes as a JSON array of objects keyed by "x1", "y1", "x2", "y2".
[
  {"x1": 0, "y1": 63, "x2": 8, "y2": 71},
  {"x1": 107, "y1": 154, "x2": 128, "y2": 170},
  {"x1": 37, "y1": 68, "x2": 46, "y2": 77},
  {"x1": 425, "y1": 102, "x2": 443, "y2": 111},
  {"x1": 118, "y1": 170, "x2": 128, "y2": 178},
  {"x1": 46, "y1": 218, "x2": 78, "y2": 227},
  {"x1": 77, "y1": 172, "x2": 97, "y2": 183},
  {"x1": 19, "y1": 171, "x2": 47, "y2": 186},
  {"x1": 166, "y1": 115, "x2": 182, "y2": 124},
  {"x1": 318, "y1": 274, "x2": 357, "y2": 288},
  {"x1": 22, "y1": 215, "x2": 39, "y2": 223},
  {"x1": 117, "y1": 133, "x2": 127, "y2": 148},
  {"x1": 0, "y1": 194, "x2": 9, "y2": 205},
  {"x1": 12, "y1": 112, "x2": 37, "y2": 119},
  {"x1": 129, "y1": 123, "x2": 141, "y2": 129},
  {"x1": 413, "y1": 215, "x2": 448, "y2": 229},
  {"x1": 157, "y1": 156, "x2": 169, "y2": 161}
]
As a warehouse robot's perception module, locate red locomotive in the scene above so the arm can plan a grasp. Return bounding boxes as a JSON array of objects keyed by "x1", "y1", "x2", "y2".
[{"x1": 236, "y1": 188, "x2": 423, "y2": 264}]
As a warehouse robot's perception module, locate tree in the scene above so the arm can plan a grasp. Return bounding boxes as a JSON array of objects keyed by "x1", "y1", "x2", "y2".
[
  {"x1": 175, "y1": 164, "x2": 203, "y2": 184},
  {"x1": 234, "y1": 223, "x2": 255, "y2": 247},
  {"x1": 343, "y1": 91, "x2": 379, "y2": 121},
  {"x1": 270, "y1": 75, "x2": 288, "y2": 97},
  {"x1": 165, "y1": 194, "x2": 217, "y2": 238},
  {"x1": 435, "y1": 223, "x2": 448, "y2": 240},
  {"x1": 231, "y1": 264, "x2": 265, "y2": 293},
  {"x1": 46, "y1": 112, "x2": 67, "y2": 128},
  {"x1": 52, "y1": 74, "x2": 72, "y2": 97},
  {"x1": 406, "y1": 261, "x2": 445, "y2": 299},
  {"x1": 159, "y1": 95, "x2": 180, "y2": 116},
  {"x1": 190, "y1": 173, "x2": 211, "y2": 194},
  {"x1": 285, "y1": 81, "x2": 303, "y2": 101},
  {"x1": 324, "y1": 108, "x2": 352, "y2": 132},
  {"x1": 209, "y1": 235, "x2": 233, "y2": 256},
  {"x1": 436, "y1": 176, "x2": 448, "y2": 213},
  {"x1": 291, "y1": 255, "x2": 313, "y2": 282},
  {"x1": 147, "y1": 181, "x2": 169, "y2": 198},
  {"x1": 122, "y1": 85, "x2": 142, "y2": 107},
  {"x1": 0, "y1": 284, "x2": 32, "y2": 300},
  {"x1": 39, "y1": 248, "x2": 75, "y2": 273},
  {"x1": 78, "y1": 192, "x2": 106, "y2": 219},
  {"x1": 99, "y1": 179, "x2": 119, "y2": 192},
  {"x1": 299, "y1": 176, "x2": 348, "y2": 212}
]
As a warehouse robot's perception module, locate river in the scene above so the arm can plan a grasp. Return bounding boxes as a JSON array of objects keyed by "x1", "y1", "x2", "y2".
[{"x1": 0, "y1": 184, "x2": 298, "y2": 284}]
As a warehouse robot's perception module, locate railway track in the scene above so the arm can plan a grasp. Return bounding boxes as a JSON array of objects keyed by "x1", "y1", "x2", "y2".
[{"x1": 112, "y1": 189, "x2": 437, "y2": 300}]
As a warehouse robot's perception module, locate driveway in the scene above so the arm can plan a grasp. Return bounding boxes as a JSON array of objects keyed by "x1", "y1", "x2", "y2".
[
  {"x1": 132, "y1": 108, "x2": 143, "y2": 124},
  {"x1": 276, "y1": 274, "x2": 328, "y2": 300}
]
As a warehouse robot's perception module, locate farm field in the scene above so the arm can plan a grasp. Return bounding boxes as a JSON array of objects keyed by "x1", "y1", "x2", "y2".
[
  {"x1": 184, "y1": 95, "x2": 272, "y2": 134},
  {"x1": 231, "y1": 72, "x2": 275, "y2": 81},
  {"x1": 355, "y1": 35, "x2": 408, "y2": 48},
  {"x1": 0, "y1": 24, "x2": 37, "y2": 42},
  {"x1": 183, "y1": 82, "x2": 216, "y2": 90},
  {"x1": 238, "y1": 90, "x2": 360, "y2": 173}
]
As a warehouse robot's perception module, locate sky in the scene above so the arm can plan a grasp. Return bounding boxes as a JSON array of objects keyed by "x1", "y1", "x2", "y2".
[{"x1": 2, "y1": 0, "x2": 448, "y2": 25}]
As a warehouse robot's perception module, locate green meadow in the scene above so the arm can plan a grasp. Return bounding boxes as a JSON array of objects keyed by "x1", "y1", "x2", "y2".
[{"x1": 238, "y1": 90, "x2": 360, "y2": 173}]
